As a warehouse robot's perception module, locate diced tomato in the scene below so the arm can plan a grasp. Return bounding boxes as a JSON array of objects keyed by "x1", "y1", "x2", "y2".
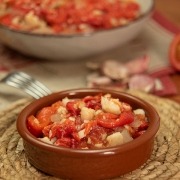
[
  {"x1": 75, "y1": 116, "x2": 83, "y2": 126},
  {"x1": 49, "y1": 123, "x2": 63, "y2": 139},
  {"x1": 51, "y1": 24, "x2": 64, "y2": 33},
  {"x1": 0, "y1": 14, "x2": 14, "y2": 26},
  {"x1": 7, "y1": 0, "x2": 33, "y2": 14},
  {"x1": 83, "y1": 94, "x2": 101, "y2": 110},
  {"x1": 126, "y1": 2, "x2": 140, "y2": 11},
  {"x1": 63, "y1": 120, "x2": 77, "y2": 136},
  {"x1": 46, "y1": 119, "x2": 79, "y2": 147},
  {"x1": 49, "y1": 120, "x2": 77, "y2": 139},
  {"x1": 97, "y1": 111, "x2": 134, "y2": 128},
  {"x1": 76, "y1": 138, "x2": 89, "y2": 149},
  {"x1": 42, "y1": 124, "x2": 53, "y2": 137},
  {"x1": 54, "y1": 137, "x2": 72, "y2": 148},
  {"x1": 44, "y1": 8, "x2": 68, "y2": 25},
  {"x1": 72, "y1": 132, "x2": 81, "y2": 142},
  {"x1": 86, "y1": 93, "x2": 102, "y2": 100},
  {"x1": 83, "y1": 95, "x2": 99, "y2": 102},
  {"x1": 87, "y1": 125, "x2": 109, "y2": 146},
  {"x1": 132, "y1": 130, "x2": 146, "y2": 139},
  {"x1": 138, "y1": 121, "x2": 149, "y2": 131},
  {"x1": 66, "y1": 101, "x2": 80, "y2": 116},
  {"x1": 87, "y1": 14, "x2": 104, "y2": 28},
  {"x1": 84, "y1": 120, "x2": 97, "y2": 135}
]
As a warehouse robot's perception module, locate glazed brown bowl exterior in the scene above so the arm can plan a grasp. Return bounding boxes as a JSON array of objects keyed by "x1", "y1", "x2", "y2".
[{"x1": 16, "y1": 88, "x2": 160, "y2": 180}]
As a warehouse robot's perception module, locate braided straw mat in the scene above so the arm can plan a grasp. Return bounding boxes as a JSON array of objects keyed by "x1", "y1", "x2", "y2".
[{"x1": 0, "y1": 91, "x2": 180, "y2": 180}]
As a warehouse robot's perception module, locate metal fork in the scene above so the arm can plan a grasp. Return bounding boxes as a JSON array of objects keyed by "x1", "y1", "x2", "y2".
[{"x1": 0, "y1": 71, "x2": 52, "y2": 99}]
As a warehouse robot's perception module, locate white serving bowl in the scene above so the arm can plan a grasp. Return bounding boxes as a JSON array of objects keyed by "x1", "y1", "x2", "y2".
[{"x1": 0, "y1": 0, "x2": 154, "y2": 61}]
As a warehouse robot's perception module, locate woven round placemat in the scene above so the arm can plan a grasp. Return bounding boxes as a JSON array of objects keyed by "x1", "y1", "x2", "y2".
[{"x1": 0, "y1": 91, "x2": 180, "y2": 180}]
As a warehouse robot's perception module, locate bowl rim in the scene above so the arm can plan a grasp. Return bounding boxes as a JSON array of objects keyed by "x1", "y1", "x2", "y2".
[
  {"x1": 16, "y1": 88, "x2": 160, "y2": 156},
  {"x1": 0, "y1": 0, "x2": 155, "y2": 38}
]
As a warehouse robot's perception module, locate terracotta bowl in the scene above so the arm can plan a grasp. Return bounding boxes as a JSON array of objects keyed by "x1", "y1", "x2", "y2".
[{"x1": 16, "y1": 88, "x2": 160, "y2": 180}]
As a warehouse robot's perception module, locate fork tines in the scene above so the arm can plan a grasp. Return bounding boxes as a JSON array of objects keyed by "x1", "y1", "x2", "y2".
[{"x1": 1, "y1": 71, "x2": 52, "y2": 99}]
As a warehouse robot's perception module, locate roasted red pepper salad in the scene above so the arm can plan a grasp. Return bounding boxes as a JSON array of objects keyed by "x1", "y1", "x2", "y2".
[
  {"x1": 0, "y1": 0, "x2": 140, "y2": 34},
  {"x1": 27, "y1": 93, "x2": 149, "y2": 149}
]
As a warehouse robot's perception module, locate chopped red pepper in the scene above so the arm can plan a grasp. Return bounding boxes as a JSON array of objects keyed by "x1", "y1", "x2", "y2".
[
  {"x1": 26, "y1": 93, "x2": 149, "y2": 149},
  {"x1": 36, "y1": 107, "x2": 55, "y2": 125},
  {"x1": 97, "y1": 111, "x2": 134, "y2": 128},
  {"x1": 66, "y1": 101, "x2": 80, "y2": 116},
  {"x1": 27, "y1": 115, "x2": 43, "y2": 137}
]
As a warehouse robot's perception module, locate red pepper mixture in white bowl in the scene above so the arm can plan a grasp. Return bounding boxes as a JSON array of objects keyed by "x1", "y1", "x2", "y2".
[
  {"x1": 0, "y1": 0, "x2": 154, "y2": 60},
  {"x1": 0, "y1": 0, "x2": 140, "y2": 34},
  {"x1": 27, "y1": 93, "x2": 149, "y2": 149}
]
